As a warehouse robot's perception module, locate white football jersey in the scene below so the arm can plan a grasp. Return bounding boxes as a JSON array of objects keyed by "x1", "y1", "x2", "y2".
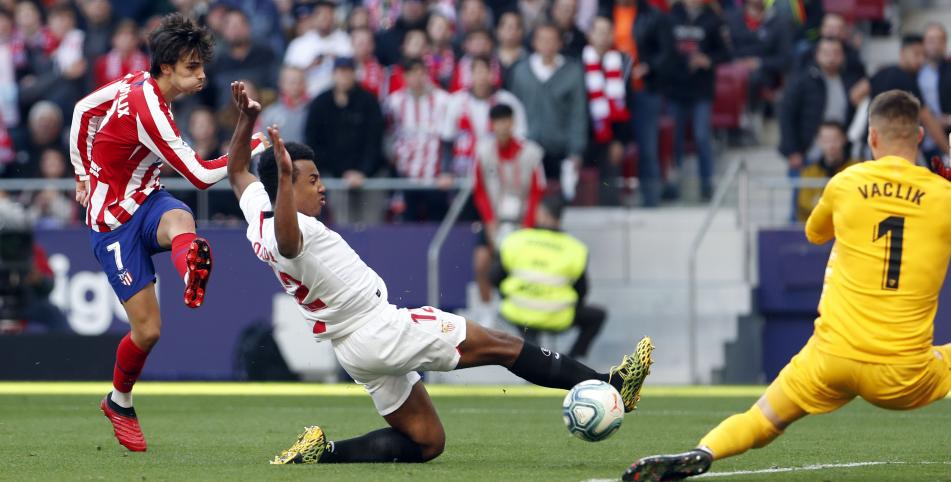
[{"x1": 239, "y1": 182, "x2": 388, "y2": 339}]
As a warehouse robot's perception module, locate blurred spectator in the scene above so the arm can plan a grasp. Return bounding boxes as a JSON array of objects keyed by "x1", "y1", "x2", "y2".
[
  {"x1": 518, "y1": 0, "x2": 548, "y2": 33},
  {"x1": 78, "y1": 0, "x2": 116, "y2": 62},
  {"x1": 28, "y1": 149, "x2": 75, "y2": 228},
  {"x1": 304, "y1": 57, "x2": 383, "y2": 185},
  {"x1": 384, "y1": 58, "x2": 452, "y2": 221},
  {"x1": 375, "y1": 0, "x2": 427, "y2": 66},
  {"x1": 364, "y1": 0, "x2": 402, "y2": 32},
  {"x1": 550, "y1": 0, "x2": 586, "y2": 58},
  {"x1": 15, "y1": 2, "x2": 87, "y2": 121},
  {"x1": 495, "y1": 10, "x2": 527, "y2": 81},
  {"x1": 186, "y1": 105, "x2": 241, "y2": 222},
  {"x1": 351, "y1": 27, "x2": 386, "y2": 97},
  {"x1": 450, "y1": 28, "x2": 502, "y2": 93},
  {"x1": 227, "y1": 0, "x2": 286, "y2": 55},
  {"x1": 869, "y1": 34, "x2": 949, "y2": 158},
  {"x1": 208, "y1": 7, "x2": 277, "y2": 110},
  {"x1": 725, "y1": 0, "x2": 793, "y2": 113},
  {"x1": 425, "y1": 12, "x2": 456, "y2": 89},
  {"x1": 472, "y1": 104, "x2": 544, "y2": 308},
  {"x1": 454, "y1": 0, "x2": 491, "y2": 51},
  {"x1": 615, "y1": 0, "x2": 677, "y2": 207},
  {"x1": 582, "y1": 16, "x2": 632, "y2": 206},
  {"x1": 919, "y1": 23, "x2": 951, "y2": 161},
  {"x1": 260, "y1": 66, "x2": 310, "y2": 144},
  {"x1": 493, "y1": 195, "x2": 606, "y2": 359},
  {"x1": 93, "y1": 20, "x2": 148, "y2": 88},
  {"x1": 347, "y1": 5, "x2": 371, "y2": 31},
  {"x1": 0, "y1": 8, "x2": 18, "y2": 130},
  {"x1": 383, "y1": 28, "x2": 428, "y2": 94},
  {"x1": 795, "y1": 121, "x2": 857, "y2": 222},
  {"x1": 442, "y1": 55, "x2": 527, "y2": 177},
  {"x1": 509, "y1": 24, "x2": 587, "y2": 196},
  {"x1": 9, "y1": 100, "x2": 65, "y2": 178},
  {"x1": 779, "y1": 38, "x2": 861, "y2": 171},
  {"x1": 794, "y1": 13, "x2": 866, "y2": 81},
  {"x1": 186, "y1": 106, "x2": 222, "y2": 160},
  {"x1": 284, "y1": 0, "x2": 353, "y2": 97},
  {"x1": 665, "y1": 0, "x2": 731, "y2": 201}
]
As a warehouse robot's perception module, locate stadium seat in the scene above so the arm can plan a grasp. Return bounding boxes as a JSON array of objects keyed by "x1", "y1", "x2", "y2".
[
  {"x1": 712, "y1": 63, "x2": 750, "y2": 131},
  {"x1": 822, "y1": 0, "x2": 887, "y2": 21}
]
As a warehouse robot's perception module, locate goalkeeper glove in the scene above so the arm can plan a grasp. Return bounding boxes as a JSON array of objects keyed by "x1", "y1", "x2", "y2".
[{"x1": 931, "y1": 156, "x2": 951, "y2": 181}]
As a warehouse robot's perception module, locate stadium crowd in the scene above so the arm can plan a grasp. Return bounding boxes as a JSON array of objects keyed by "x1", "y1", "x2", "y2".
[{"x1": 0, "y1": 0, "x2": 944, "y2": 227}]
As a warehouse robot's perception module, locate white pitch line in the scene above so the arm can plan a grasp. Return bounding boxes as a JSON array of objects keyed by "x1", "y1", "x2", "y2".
[{"x1": 581, "y1": 461, "x2": 951, "y2": 482}]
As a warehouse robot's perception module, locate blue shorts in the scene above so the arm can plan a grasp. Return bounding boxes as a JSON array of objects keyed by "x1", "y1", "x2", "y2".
[{"x1": 89, "y1": 190, "x2": 194, "y2": 302}]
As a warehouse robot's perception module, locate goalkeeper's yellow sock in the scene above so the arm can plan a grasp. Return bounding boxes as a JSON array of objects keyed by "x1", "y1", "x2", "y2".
[{"x1": 697, "y1": 403, "x2": 781, "y2": 460}]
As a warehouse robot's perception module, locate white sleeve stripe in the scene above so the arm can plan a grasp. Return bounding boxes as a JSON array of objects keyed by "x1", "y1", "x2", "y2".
[
  {"x1": 69, "y1": 80, "x2": 123, "y2": 178},
  {"x1": 140, "y1": 82, "x2": 226, "y2": 186}
]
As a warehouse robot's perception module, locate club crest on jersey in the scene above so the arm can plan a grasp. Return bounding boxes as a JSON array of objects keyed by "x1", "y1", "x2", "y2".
[
  {"x1": 440, "y1": 321, "x2": 456, "y2": 334},
  {"x1": 117, "y1": 269, "x2": 133, "y2": 286}
]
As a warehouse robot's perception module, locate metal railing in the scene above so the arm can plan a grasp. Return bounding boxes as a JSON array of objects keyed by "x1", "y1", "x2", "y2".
[
  {"x1": 685, "y1": 157, "x2": 750, "y2": 384},
  {"x1": 685, "y1": 168, "x2": 839, "y2": 383},
  {"x1": 426, "y1": 181, "x2": 473, "y2": 308}
]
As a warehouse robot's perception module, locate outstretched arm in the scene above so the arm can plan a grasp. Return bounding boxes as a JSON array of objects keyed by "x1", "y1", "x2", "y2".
[
  {"x1": 270, "y1": 126, "x2": 303, "y2": 258},
  {"x1": 228, "y1": 81, "x2": 266, "y2": 200}
]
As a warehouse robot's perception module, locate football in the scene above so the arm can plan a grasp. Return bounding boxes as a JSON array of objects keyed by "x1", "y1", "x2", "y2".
[{"x1": 562, "y1": 380, "x2": 625, "y2": 442}]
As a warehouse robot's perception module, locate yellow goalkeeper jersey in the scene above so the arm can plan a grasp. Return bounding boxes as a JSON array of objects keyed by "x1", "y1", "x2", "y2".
[{"x1": 805, "y1": 155, "x2": 951, "y2": 364}]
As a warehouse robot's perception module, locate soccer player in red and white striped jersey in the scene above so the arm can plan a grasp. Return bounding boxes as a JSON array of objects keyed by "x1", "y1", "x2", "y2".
[{"x1": 68, "y1": 14, "x2": 264, "y2": 453}]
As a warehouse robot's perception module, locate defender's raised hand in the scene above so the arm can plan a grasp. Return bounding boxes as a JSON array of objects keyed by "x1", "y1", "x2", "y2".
[
  {"x1": 231, "y1": 81, "x2": 261, "y2": 116},
  {"x1": 268, "y1": 125, "x2": 292, "y2": 176}
]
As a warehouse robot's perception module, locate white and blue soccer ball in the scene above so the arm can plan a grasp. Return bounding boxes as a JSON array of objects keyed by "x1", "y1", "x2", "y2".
[{"x1": 562, "y1": 380, "x2": 625, "y2": 442}]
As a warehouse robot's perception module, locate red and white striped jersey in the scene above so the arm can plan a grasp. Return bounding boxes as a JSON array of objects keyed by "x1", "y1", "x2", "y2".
[
  {"x1": 383, "y1": 87, "x2": 451, "y2": 180},
  {"x1": 69, "y1": 71, "x2": 262, "y2": 232}
]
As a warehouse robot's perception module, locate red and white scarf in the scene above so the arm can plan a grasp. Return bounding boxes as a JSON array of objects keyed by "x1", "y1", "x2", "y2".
[
  {"x1": 583, "y1": 46, "x2": 630, "y2": 144},
  {"x1": 358, "y1": 57, "x2": 386, "y2": 97},
  {"x1": 425, "y1": 47, "x2": 456, "y2": 88}
]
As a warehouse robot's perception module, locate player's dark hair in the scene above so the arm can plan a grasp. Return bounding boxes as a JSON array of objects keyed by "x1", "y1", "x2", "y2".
[
  {"x1": 148, "y1": 13, "x2": 214, "y2": 77},
  {"x1": 901, "y1": 33, "x2": 924, "y2": 48},
  {"x1": 257, "y1": 143, "x2": 318, "y2": 202},
  {"x1": 489, "y1": 103, "x2": 514, "y2": 120},
  {"x1": 868, "y1": 90, "x2": 921, "y2": 142}
]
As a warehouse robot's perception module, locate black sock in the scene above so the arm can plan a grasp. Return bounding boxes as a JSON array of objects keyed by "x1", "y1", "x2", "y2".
[
  {"x1": 507, "y1": 340, "x2": 612, "y2": 390},
  {"x1": 320, "y1": 428, "x2": 424, "y2": 463}
]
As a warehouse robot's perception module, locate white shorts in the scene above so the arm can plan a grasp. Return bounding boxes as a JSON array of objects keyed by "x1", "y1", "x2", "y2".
[{"x1": 332, "y1": 304, "x2": 468, "y2": 416}]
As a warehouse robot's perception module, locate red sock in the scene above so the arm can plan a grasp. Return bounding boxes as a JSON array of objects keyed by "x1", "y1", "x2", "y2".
[
  {"x1": 171, "y1": 232, "x2": 197, "y2": 282},
  {"x1": 113, "y1": 333, "x2": 150, "y2": 393}
]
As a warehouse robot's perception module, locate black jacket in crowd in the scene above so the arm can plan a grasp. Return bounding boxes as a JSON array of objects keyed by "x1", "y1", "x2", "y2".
[
  {"x1": 631, "y1": 0, "x2": 678, "y2": 93},
  {"x1": 795, "y1": 41, "x2": 868, "y2": 82},
  {"x1": 779, "y1": 65, "x2": 863, "y2": 157},
  {"x1": 666, "y1": 3, "x2": 731, "y2": 101},
  {"x1": 304, "y1": 86, "x2": 384, "y2": 178},
  {"x1": 724, "y1": 9, "x2": 793, "y2": 79}
]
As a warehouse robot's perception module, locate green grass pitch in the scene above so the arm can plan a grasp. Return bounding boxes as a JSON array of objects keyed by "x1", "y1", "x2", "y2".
[{"x1": 0, "y1": 383, "x2": 948, "y2": 481}]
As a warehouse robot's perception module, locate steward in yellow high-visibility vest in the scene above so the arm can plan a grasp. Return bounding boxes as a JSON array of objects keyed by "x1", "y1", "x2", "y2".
[{"x1": 493, "y1": 196, "x2": 606, "y2": 358}]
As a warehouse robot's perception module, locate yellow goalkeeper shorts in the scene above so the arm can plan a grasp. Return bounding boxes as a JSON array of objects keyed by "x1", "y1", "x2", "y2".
[{"x1": 777, "y1": 337, "x2": 951, "y2": 414}]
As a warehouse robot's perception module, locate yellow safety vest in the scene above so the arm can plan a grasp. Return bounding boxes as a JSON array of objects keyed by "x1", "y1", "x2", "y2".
[{"x1": 499, "y1": 228, "x2": 588, "y2": 331}]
